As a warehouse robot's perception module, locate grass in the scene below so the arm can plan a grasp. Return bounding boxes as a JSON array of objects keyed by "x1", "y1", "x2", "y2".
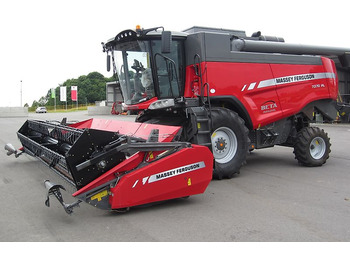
[{"x1": 47, "y1": 106, "x2": 89, "y2": 113}]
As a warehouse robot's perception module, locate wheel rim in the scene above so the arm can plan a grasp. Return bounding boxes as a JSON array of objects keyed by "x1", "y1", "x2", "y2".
[
  {"x1": 211, "y1": 127, "x2": 237, "y2": 164},
  {"x1": 309, "y1": 136, "x2": 326, "y2": 160}
]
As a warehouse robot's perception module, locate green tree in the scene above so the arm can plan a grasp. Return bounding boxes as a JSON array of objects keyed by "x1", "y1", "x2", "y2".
[
  {"x1": 38, "y1": 96, "x2": 48, "y2": 106},
  {"x1": 31, "y1": 100, "x2": 39, "y2": 108},
  {"x1": 35, "y1": 71, "x2": 117, "y2": 107}
]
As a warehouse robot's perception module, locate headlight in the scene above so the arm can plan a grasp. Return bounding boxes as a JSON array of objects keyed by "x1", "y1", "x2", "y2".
[{"x1": 148, "y1": 99, "x2": 175, "y2": 110}]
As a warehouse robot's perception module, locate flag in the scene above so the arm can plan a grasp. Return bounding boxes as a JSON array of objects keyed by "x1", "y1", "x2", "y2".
[
  {"x1": 60, "y1": 86, "x2": 66, "y2": 102},
  {"x1": 51, "y1": 88, "x2": 55, "y2": 99},
  {"x1": 71, "y1": 86, "x2": 78, "y2": 101}
]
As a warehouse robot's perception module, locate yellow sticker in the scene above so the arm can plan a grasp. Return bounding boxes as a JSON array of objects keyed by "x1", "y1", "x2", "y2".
[
  {"x1": 187, "y1": 178, "x2": 192, "y2": 186},
  {"x1": 197, "y1": 123, "x2": 201, "y2": 129},
  {"x1": 91, "y1": 190, "x2": 108, "y2": 202},
  {"x1": 149, "y1": 152, "x2": 154, "y2": 160}
]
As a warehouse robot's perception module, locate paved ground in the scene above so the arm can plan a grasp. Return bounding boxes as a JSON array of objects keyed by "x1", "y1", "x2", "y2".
[{"x1": 0, "y1": 111, "x2": 349, "y2": 242}]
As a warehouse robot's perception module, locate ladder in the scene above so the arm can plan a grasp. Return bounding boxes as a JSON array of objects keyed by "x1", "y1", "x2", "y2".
[{"x1": 187, "y1": 107, "x2": 212, "y2": 149}]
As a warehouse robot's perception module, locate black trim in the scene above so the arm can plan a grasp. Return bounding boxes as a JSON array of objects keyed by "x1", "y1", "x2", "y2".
[
  {"x1": 209, "y1": 96, "x2": 253, "y2": 129},
  {"x1": 184, "y1": 32, "x2": 323, "y2": 66},
  {"x1": 301, "y1": 99, "x2": 338, "y2": 121}
]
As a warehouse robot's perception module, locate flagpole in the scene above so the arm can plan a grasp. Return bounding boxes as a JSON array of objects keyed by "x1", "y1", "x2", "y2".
[{"x1": 51, "y1": 88, "x2": 56, "y2": 111}]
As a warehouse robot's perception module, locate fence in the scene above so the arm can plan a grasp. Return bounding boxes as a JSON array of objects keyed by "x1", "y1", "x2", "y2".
[{"x1": 28, "y1": 103, "x2": 96, "y2": 112}]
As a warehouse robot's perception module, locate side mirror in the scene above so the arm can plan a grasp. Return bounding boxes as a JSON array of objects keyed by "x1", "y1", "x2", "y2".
[
  {"x1": 161, "y1": 31, "x2": 172, "y2": 53},
  {"x1": 107, "y1": 54, "x2": 111, "y2": 72}
]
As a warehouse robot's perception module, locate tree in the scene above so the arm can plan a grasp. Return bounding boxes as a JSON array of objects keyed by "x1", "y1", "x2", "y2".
[
  {"x1": 37, "y1": 71, "x2": 117, "y2": 107},
  {"x1": 31, "y1": 100, "x2": 39, "y2": 108},
  {"x1": 38, "y1": 96, "x2": 48, "y2": 106}
]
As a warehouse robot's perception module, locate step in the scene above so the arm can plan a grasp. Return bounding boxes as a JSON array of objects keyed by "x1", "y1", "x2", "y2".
[
  {"x1": 197, "y1": 118, "x2": 210, "y2": 122},
  {"x1": 199, "y1": 142, "x2": 212, "y2": 147}
]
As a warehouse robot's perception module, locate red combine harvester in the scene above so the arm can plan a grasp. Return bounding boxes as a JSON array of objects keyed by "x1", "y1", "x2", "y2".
[{"x1": 5, "y1": 26, "x2": 350, "y2": 214}]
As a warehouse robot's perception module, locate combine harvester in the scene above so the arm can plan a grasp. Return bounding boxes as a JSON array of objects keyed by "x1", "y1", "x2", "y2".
[{"x1": 6, "y1": 25, "x2": 350, "y2": 214}]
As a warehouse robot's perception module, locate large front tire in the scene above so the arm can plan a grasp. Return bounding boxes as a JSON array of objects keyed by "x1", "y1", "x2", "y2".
[
  {"x1": 210, "y1": 108, "x2": 249, "y2": 179},
  {"x1": 293, "y1": 126, "x2": 331, "y2": 166}
]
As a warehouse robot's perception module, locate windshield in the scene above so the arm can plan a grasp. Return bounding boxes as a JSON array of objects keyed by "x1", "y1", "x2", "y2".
[
  {"x1": 113, "y1": 41, "x2": 155, "y2": 105},
  {"x1": 112, "y1": 39, "x2": 184, "y2": 105}
]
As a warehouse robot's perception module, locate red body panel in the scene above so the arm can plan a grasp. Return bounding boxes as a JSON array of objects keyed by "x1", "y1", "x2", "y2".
[
  {"x1": 321, "y1": 57, "x2": 338, "y2": 100},
  {"x1": 70, "y1": 118, "x2": 181, "y2": 142},
  {"x1": 205, "y1": 61, "x2": 282, "y2": 128},
  {"x1": 123, "y1": 97, "x2": 158, "y2": 111},
  {"x1": 186, "y1": 58, "x2": 338, "y2": 129},
  {"x1": 73, "y1": 145, "x2": 213, "y2": 209},
  {"x1": 270, "y1": 63, "x2": 333, "y2": 118},
  {"x1": 70, "y1": 119, "x2": 213, "y2": 209},
  {"x1": 109, "y1": 145, "x2": 213, "y2": 209},
  {"x1": 72, "y1": 152, "x2": 145, "y2": 197}
]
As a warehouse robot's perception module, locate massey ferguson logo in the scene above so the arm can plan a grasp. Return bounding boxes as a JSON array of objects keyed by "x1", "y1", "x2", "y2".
[
  {"x1": 241, "y1": 72, "x2": 335, "y2": 92},
  {"x1": 131, "y1": 161, "x2": 206, "y2": 188},
  {"x1": 275, "y1": 74, "x2": 315, "y2": 84},
  {"x1": 261, "y1": 101, "x2": 277, "y2": 114}
]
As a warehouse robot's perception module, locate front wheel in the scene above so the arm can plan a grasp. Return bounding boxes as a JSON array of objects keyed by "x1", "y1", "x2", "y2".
[
  {"x1": 210, "y1": 108, "x2": 249, "y2": 179},
  {"x1": 293, "y1": 126, "x2": 331, "y2": 166}
]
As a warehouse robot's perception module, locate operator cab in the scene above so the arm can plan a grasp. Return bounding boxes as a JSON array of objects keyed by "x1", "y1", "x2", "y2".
[{"x1": 103, "y1": 26, "x2": 187, "y2": 110}]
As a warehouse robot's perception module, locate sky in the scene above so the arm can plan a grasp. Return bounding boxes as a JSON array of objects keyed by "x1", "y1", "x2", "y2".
[{"x1": 1, "y1": 0, "x2": 349, "y2": 107}]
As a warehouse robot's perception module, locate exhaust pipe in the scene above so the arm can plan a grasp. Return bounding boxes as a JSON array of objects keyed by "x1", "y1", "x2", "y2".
[{"x1": 44, "y1": 180, "x2": 81, "y2": 215}]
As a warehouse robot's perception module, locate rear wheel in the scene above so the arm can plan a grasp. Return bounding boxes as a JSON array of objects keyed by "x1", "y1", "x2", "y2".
[
  {"x1": 293, "y1": 126, "x2": 331, "y2": 166},
  {"x1": 210, "y1": 108, "x2": 249, "y2": 179}
]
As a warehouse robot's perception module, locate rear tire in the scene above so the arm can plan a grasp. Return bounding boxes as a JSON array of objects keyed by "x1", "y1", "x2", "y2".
[
  {"x1": 210, "y1": 108, "x2": 249, "y2": 179},
  {"x1": 293, "y1": 126, "x2": 331, "y2": 166}
]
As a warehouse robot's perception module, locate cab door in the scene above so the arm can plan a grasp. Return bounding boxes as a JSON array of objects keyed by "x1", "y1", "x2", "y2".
[{"x1": 151, "y1": 40, "x2": 185, "y2": 98}]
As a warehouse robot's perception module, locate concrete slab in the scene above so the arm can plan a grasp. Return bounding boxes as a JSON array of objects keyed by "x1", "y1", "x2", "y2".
[
  {"x1": 88, "y1": 106, "x2": 111, "y2": 115},
  {"x1": 0, "y1": 107, "x2": 28, "y2": 117},
  {"x1": 1, "y1": 112, "x2": 350, "y2": 242}
]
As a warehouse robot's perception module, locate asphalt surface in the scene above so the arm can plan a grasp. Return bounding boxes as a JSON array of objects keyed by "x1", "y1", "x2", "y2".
[{"x1": 0, "y1": 111, "x2": 350, "y2": 242}]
